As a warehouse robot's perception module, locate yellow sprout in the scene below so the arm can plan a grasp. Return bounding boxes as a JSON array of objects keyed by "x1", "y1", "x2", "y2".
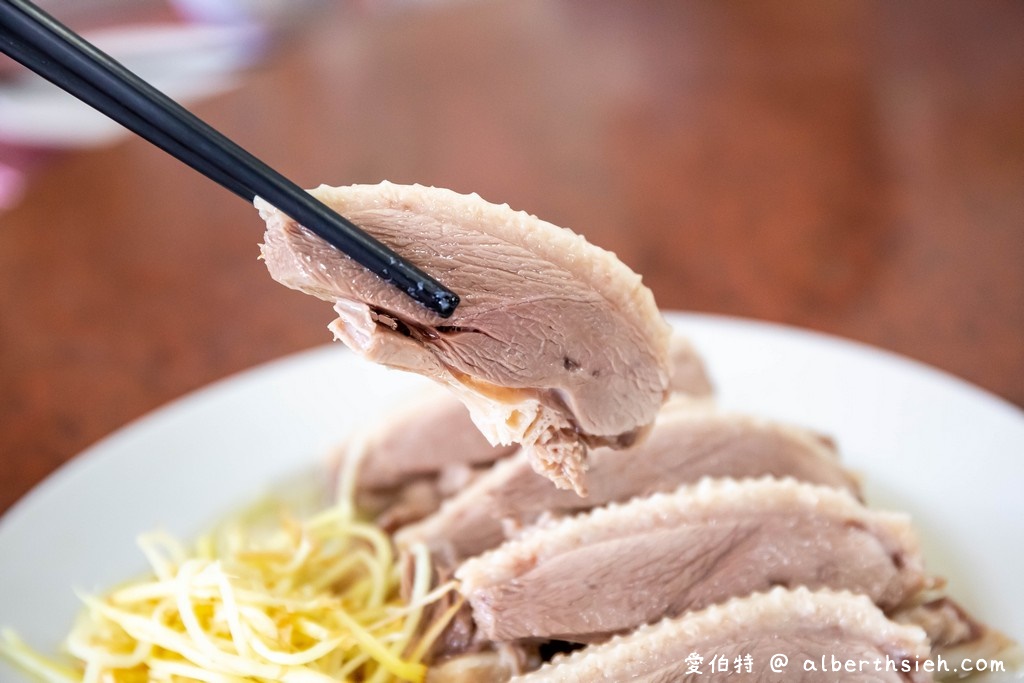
[{"x1": 1, "y1": 499, "x2": 457, "y2": 683}]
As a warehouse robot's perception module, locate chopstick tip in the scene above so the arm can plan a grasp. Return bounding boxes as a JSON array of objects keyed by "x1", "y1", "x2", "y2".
[{"x1": 431, "y1": 290, "x2": 459, "y2": 318}]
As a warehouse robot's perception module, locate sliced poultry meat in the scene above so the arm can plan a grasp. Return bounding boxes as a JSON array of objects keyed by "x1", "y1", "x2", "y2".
[
  {"x1": 666, "y1": 333, "x2": 714, "y2": 397},
  {"x1": 341, "y1": 382, "x2": 519, "y2": 491},
  {"x1": 425, "y1": 647, "x2": 539, "y2": 683},
  {"x1": 397, "y1": 406, "x2": 859, "y2": 563},
  {"x1": 259, "y1": 182, "x2": 673, "y2": 493},
  {"x1": 256, "y1": 182, "x2": 1016, "y2": 681},
  {"x1": 894, "y1": 597, "x2": 1023, "y2": 679},
  {"x1": 336, "y1": 331, "x2": 713, "y2": 507},
  {"x1": 456, "y1": 477, "x2": 926, "y2": 642},
  {"x1": 510, "y1": 587, "x2": 934, "y2": 683}
]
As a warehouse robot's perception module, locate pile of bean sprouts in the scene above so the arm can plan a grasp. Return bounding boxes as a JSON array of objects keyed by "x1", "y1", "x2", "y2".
[{"x1": 0, "y1": 498, "x2": 459, "y2": 683}]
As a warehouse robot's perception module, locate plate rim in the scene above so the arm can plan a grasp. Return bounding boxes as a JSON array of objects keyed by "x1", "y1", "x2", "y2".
[{"x1": 4, "y1": 310, "x2": 1022, "y2": 531}]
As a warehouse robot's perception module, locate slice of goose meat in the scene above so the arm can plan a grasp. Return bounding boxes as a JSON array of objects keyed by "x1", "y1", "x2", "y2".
[
  {"x1": 510, "y1": 587, "x2": 934, "y2": 683},
  {"x1": 258, "y1": 182, "x2": 673, "y2": 494},
  {"x1": 343, "y1": 383, "x2": 519, "y2": 492},
  {"x1": 666, "y1": 333, "x2": 714, "y2": 397},
  {"x1": 456, "y1": 477, "x2": 926, "y2": 642},
  {"x1": 425, "y1": 646, "x2": 539, "y2": 683},
  {"x1": 894, "y1": 597, "x2": 1023, "y2": 680},
  {"x1": 397, "y1": 406, "x2": 858, "y2": 564},
  {"x1": 338, "y1": 331, "x2": 713, "y2": 495}
]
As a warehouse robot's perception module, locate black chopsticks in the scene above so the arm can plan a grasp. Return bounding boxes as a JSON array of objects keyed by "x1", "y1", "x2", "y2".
[{"x1": 0, "y1": 0, "x2": 460, "y2": 318}]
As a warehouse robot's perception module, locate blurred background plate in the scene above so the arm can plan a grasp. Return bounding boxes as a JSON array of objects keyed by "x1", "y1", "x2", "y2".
[{"x1": 0, "y1": 22, "x2": 266, "y2": 148}]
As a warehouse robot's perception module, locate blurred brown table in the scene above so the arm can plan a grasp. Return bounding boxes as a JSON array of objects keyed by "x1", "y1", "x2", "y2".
[{"x1": 2, "y1": 0, "x2": 1022, "y2": 516}]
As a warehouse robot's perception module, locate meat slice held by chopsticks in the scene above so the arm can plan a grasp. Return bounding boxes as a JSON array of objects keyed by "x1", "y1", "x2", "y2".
[{"x1": 258, "y1": 182, "x2": 673, "y2": 494}]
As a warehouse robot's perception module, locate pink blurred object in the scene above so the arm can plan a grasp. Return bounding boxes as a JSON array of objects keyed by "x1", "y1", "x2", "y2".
[
  {"x1": 170, "y1": 0, "x2": 330, "y2": 28},
  {"x1": 0, "y1": 144, "x2": 55, "y2": 211},
  {"x1": 0, "y1": 161, "x2": 26, "y2": 211},
  {"x1": 0, "y1": 0, "x2": 332, "y2": 210},
  {"x1": 0, "y1": 7, "x2": 273, "y2": 211}
]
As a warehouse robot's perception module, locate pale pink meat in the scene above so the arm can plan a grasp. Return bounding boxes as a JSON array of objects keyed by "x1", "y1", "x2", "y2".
[
  {"x1": 396, "y1": 405, "x2": 859, "y2": 563},
  {"x1": 456, "y1": 477, "x2": 926, "y2": 642},
  {"x1": 511, "y1": 587, "x2": 934, "y2": 683},
  {"x1": 258, "y1": 182, "x2": 672, "y2": 493}
]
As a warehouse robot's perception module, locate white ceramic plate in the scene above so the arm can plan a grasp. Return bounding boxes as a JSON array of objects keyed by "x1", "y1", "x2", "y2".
[{"x1": 2, "y1": 313, "x2": 1023, "y2": 679}]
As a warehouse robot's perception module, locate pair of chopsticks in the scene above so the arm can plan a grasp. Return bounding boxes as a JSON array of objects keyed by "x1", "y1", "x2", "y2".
[{"x1": 0, "y1": 0, "x2": 459, "y2": 318}]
